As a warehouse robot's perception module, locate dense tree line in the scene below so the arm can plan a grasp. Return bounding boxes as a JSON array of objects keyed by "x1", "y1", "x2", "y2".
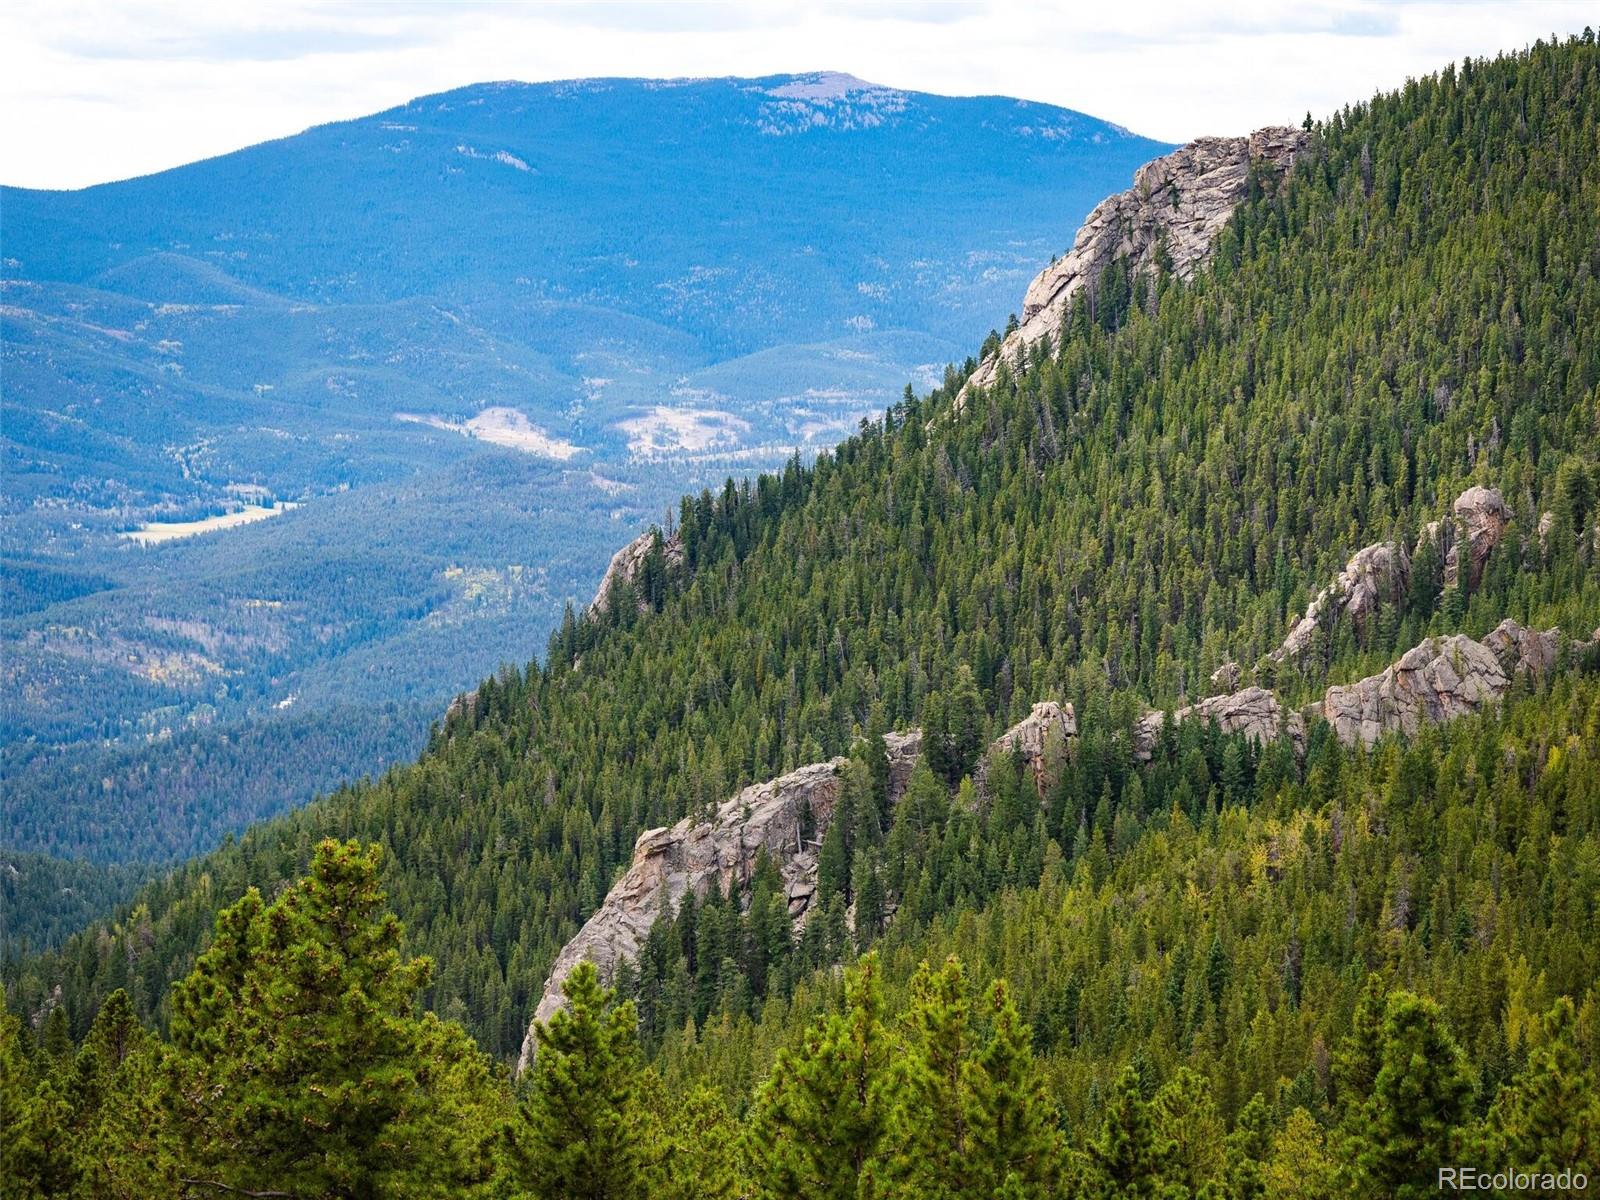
[
  {"x1": 6, "y1": 732, "x2": 1593, "y2": 1200},
  {"x1": 5, "y1": 34, "x2": 1600, "y2": 1081}
]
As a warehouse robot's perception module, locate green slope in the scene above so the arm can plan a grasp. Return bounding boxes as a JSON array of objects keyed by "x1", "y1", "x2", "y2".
[{"x1": 6, "y1": 34, "x2": 1600, "y2": 1084}]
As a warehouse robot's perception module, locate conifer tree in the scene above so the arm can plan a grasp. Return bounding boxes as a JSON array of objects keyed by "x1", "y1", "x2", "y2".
[
  {"x1": 880, "y1": 957, "x2": 975, "y2": 1200},
  {"x1": 1478, "y1": 996, "x2": 1599, "y2": 1175},
  {"x1": 166, "y1": 839, "x2": 502, "y2": 1199},
  {"x1": 964, "y1": 978, "x2": 1061, "y2": 1199},
  {"x1": 1349, "y1": 991, "x2": 1474, "y2": 1199},
  {"x1": 747, "y1": 954, "x2": 890, "y2": 1199},
  {"x1": 1150, "y1": 1067, "x2": 1224, "y2": 1193},
  {"x1": 515, "y1": 960, "x2": 646, "y2": 1200},
  {"x1": 70, "y1": 990, "x2": 182, "y2": 1200},
  {"x1": 1084, "y1": 1065, "x2": 1169, "y2": 1198}
]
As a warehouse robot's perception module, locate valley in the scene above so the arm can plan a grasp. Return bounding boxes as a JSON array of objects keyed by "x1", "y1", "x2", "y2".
[{"x1": 2, "y1": 72, "x2": 1167, "y2": 885}]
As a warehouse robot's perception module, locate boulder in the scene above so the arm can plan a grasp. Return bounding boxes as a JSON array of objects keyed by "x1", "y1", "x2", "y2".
[
  {"x1": 1134, "y1": 686, "x2": 1304, "y2": 761},
  {"x1": 1209, "y1": 661, "x2": 1241, "y2": 692},
  {"x1": 961, "y1": 127, "x2": 1307, "y2": 402},
  {"x1": 1417, "y1": 486, "x2": 1510, "y2": 589},
  {"x1": 1449, "y1": 486, "x2": 1510, "y2": 588},
  {"x1": 1273, "y1": 541, "x2": 1409, "y2": 661}
]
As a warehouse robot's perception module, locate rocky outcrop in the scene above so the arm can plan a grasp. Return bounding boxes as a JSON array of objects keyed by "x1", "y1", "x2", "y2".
[
  {"x1": 518, "y1": 729, "x2": 921, "y2": 1070},
  {"x1": 1152, "y1": 621, "x2": 1567, "y2": 756},
  {"x1": 987, "y1": 700, "x2": 1077, "y2": 786},
  {"x1": 587, "y1": 527, "x2": 683, "y2": 617},
  {"x1": 1209, "y1": 662, "x2": 1242, "y2": 693},
  {"x1": 961, "y1": 127, "x2": 1307, "y2": 401},
  {"x1": 1321, "y1": 634, "x2": 1509, "y2": 747},
  {"x1": 1417, "y1": 486, "x2": 1511, "y2": 590},
  {"x1": 1273, "y1": 541, "x2": 1409, "y2": 661},
  {"x1": 1448, "y1": 486, "x2": 1511, "y2": 588},
  {"x1": 1134, "y1": 686, "x2": 1305, "y2": 760},
  {"x1": 1480, "y1": 618, "x2": 1561, "y2": 678},
  {"x1": 1275, "y1": 486, "x2": 1515, "y2": 664}
]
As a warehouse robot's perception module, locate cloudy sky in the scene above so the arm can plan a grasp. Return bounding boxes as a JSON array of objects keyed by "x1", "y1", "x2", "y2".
[{"x1": 2, "y1": 0, "x2": 1592, "y2": 189}]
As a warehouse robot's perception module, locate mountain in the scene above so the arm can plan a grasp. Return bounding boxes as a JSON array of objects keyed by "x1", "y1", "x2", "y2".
[
  {"x1": 5, "y1": 35, "x2": 1600, "y2": 1199},
  {"x1": 1, "y1": 73, "x2": 1170, "y2": 872}
]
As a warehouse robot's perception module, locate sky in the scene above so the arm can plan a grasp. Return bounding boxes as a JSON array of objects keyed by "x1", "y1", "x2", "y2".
[{"x1": 2, "y1": 0, "x2": 1594, "y2": 190}]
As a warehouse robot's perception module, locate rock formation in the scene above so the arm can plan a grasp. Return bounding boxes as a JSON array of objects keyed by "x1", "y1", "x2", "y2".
[
  {"x1": 1320, "y1": 634, "x2": 1508, "y2": 747},
  {"x1": 985, "y1": 700, "x2": 1077, "y2": 787},
  {"x1": 1209, "y1": 662, "x2": 1242, "y2": 692},
  {"x1": 1480, "y1": 618, "x2": 1561, "y2": 678},
  {"x1": 1275, "y1": 486, "x2": 1514, "y2": 664},
  {"x1": 518, "y1": 729, "x2": 921, "y2": 1070},
  {"x1": 1134, "y1": 686, "x2": 1305, "y2": 761},
  {"x1": 1416, "y1": 486, "x2": 1511, "y2": 590},
  {"x1": 523, "y1": 701, "x2": 1088, "y2": 1066},
  {"x1": 1272, "y1": 541, "x2": 1409, "y2": 661},
  {"x1": 587, "y1": 527, "x2": 684, "y2": 617},
  {"x1": 1448, "y1": 486, "x2": 1511, "y2": 588},
  {"x1": 960, "y1": 127, "x2": 1307, "y2": 401}
]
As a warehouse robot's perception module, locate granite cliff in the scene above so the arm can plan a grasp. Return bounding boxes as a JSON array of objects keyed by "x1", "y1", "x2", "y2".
[{"x1": 961, "y1": 126, "x2": 1308, "y2": 400}]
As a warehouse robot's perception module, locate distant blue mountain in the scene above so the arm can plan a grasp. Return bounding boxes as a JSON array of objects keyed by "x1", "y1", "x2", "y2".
[
  {"x1": 6, "y1": 73, "x2": 1163, "y2": 347},
  {"x1": 1, "y1": 72, "x2": 1171, "y2": 867}
]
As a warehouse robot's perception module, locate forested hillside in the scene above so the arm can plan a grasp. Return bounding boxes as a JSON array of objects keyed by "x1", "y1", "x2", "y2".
[{"x1": 4, "y1": 33, "x2": 1600, "y2": 1199}]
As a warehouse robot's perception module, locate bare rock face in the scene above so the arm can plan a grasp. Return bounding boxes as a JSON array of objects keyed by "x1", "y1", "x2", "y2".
[
  {"x1": 1418, "y1": 486, "x2": 1511, "y2": 590},
  {"x1": 1273, "y1": 541, "x2": 1410, "y2": 661},
  {"x1": 1480, "y1": 618, "x2": 1561, "y2": 678},
  {"x1": 587, "y1": 528, "x2": 684, "y2": 617},
  {"x1": 1209, "y1": 662, "x2": 1242, "y2": 692},
  {"x1": 1449, "y1": 486, "x2": 1511, "y2": 588},
  {"x1": 1134, "y1": 686, "x2": 1305, "y2": 761},
  {"x1": 1321, "y1": 634, "x2": 1508, "y2": 747},
  {"x1": 988, "y1": 700, "x2": 1077, "y2": 782},
  {"x1": 518, "y1": 729, "x2": 921, "y2": 1071},
  {"x1": 960, "y1": 127, "x2": 1307, "y2": 401}
]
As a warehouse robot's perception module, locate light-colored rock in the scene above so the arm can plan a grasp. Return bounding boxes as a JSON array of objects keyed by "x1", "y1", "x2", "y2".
[
  {"x1": 960, "y1": 127, "x2": 1307, "y2": 401},
  {"x1": 444, "y1": 687, "x2": 478, "y2": 723},
  {"x1": 1273, "y1": 541, "x2": 1409, "y2": 661},
  {"x1": 1418, "y1": 486, "x2": 1511, "y2": 589},
  {"x1": 1134, "y1": 686, "x2": 1305, "y2": 760},
  {"x1": 518, "y1": 729, "x2": 920, "y2": 1071},
  {"x1": 1320, "y1": 634, "x2": 1508, "y2": 747},
  {"x1": 1209, "y1": 661, "x2": 1241, "y2": 692},
  {"x1": 1449, "y1": 486, "x2": 1510, "y2": 588},
  {"x1": 988, "y1": 700, "x2": 1077, "y2": 777},
  {"x1": 587, "y1": 527, "x2": 684, "y2": 617},
  {"x1": 1480, "y1": 618, "x2": 1560, "y2": 678}
]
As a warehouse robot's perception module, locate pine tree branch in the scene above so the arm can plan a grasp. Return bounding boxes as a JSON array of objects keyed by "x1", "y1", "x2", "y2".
[{"x1": 179, "y1": 1180, "x2": 295, "y2": 1199}]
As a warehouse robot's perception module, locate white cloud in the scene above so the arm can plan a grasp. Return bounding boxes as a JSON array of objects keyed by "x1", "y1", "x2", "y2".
[{"x1": 1, "y1": 0, "x2": 1592, "y2": 188}]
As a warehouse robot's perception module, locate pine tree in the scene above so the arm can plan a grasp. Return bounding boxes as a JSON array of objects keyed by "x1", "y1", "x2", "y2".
[
  {"x1": 1478, "y1": 996, "x2": 1599, "y2": 1174},
  {"x1": 747, "y1": 953, "x2": 891, "y2": 1199},
  {"x1": 1085, "y1": 1065, "x2": 1169, "y2": 1198},
  {"x1": 1350, "y1": 991, "x2": 1474, "y2": 1199},
  {"x1": 964, "y1": 978, "x2": 1061, "y2": 1199},
  {"x1": 515, "y1": 960, "x2": 646, "y2": 1200},
  {"x1": 1, "y1": 991, "x2": 74, "y2": 1200},
  {"x1": 1150, "y1": 1067, "x2": 1224, "y2": 1193},
  {"x1": 881, "y1": 957, "x2": 974, "y2": 1200},
  {"x1": 70, "y1": 990, "x2": 182, "y2": 1200},
  {"x1": 167, "y1": 839, "x2": 502, "y2": 1199}
]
